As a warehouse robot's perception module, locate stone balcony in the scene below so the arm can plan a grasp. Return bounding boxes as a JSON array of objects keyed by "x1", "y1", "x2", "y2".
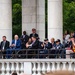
[{"x1": 0, "y1": 59, "x2": 75, "y2": 75}]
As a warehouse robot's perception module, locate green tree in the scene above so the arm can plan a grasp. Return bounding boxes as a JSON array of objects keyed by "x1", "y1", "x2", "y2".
[
  {"x1": 63, "y1": 0, "x2": 75, "y2": 32},
  {"x1": 12, "y1": 0, "x2": 22, "y2": 38}
]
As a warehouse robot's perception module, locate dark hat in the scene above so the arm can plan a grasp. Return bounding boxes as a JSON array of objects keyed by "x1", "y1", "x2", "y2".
[{"x1": 44, "y1": 38, "x2": 48, "y2": 41}]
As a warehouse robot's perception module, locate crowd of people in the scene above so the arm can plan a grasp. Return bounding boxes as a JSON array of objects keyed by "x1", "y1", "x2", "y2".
[{"x1": 0, "y1": 28, "x2": 75, "y2": 59}]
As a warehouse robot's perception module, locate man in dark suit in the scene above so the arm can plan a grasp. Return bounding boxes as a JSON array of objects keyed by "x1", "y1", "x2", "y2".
[
  {"x1": 30, "y1": 36, "x2": 39, "y2": 49},
  {"x1": 30, "y1": 28, "x2": 39, "y2": 39},
  {"x1": 27, "y1": 36, "x2": 39, "y2": 58},
  {"x1": 26, "y1": 36, "x2": 39, "y2": 49},
  {"x1": 0, "y1": 36, "x2": 10, "y2": 58},
  {"x1": 20, "y1": 31, "x2": 29, "y2": 49}
]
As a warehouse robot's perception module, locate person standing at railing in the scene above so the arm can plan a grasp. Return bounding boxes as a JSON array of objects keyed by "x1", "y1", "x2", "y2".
[
  {"x1": 20, "y1": 31, "x2": 29, "y2": 49},
  {"x1": 0, "y1": 36, "x2": 10, "y2": 59}
]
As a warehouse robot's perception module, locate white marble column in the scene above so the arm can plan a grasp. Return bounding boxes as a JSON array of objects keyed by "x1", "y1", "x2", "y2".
[
  {"x1": 36, "y1": 0, "x2": 45, "y2": 41},
  {"x1": 22, "y1": 0, "x2": 45, "y2": 41},
  {"x1": 0, "y1": 0, "x2": 12, "y2": 42},
  {"x1": 48, "y1": 0, "x2": 63, "y2": 42},
  {"x1": 22, "y1": 0, "x2": 37, "y2": 35}
]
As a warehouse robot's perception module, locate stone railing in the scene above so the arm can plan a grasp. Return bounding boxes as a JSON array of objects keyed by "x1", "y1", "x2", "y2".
[{"x1": 0, "y1": 59, "x2": 75, "y2": 75}]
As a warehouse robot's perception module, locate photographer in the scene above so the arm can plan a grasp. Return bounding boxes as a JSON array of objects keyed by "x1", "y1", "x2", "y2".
[
  {"x1": 43, "y1": 38, "x2": 52, "y2": 49},
  {"x1": 39, "y1": 38, "x2": 52, "y2": 58}
]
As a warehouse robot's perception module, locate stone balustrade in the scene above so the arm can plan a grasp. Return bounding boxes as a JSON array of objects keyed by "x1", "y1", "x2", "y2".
[{"x1": 0, "y1": 59, "x2": 75, "y2": 75}]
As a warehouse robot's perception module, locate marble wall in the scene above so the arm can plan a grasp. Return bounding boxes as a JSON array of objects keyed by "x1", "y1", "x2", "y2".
[
  {"x1": 48, "y1": 0, "x2": 63, "y2": 42},
  {"x1": 36, "y1": 0, "x2": 45, "y2": 41},
  {"x1": 0, "y1": 0, "x2": 12, "y2": 42},
  {"x1": 22, "y1": 0, "x2": 45, "y2": 41}
]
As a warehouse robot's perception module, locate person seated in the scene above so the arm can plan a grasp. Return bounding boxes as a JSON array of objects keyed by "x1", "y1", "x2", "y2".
[
  {"x1": 37, "y1": 37, "x2": 44, "y2": 49},
  {"x1": 55, "y1": 39, "x2": 65, "y2": 58},
  {"x1": 63, "y1": 36, "x2": 72, "y2": 48},
  {"x1": 43, "y1": 38, "x2": 52, "y2": 49},
  {"x1": 20, "y1": 31, "x2": 29, "y2": 49},
  {"x1": 0, "y1": 36, "x2": 10, "y2": 58},
  {"x1": 6, "y1": 35, "x2": 21, "y2": 59},
  {"x1": 39, "y1": 38, "x2": 52, "y2": 58},
  {"x1": 30, "y1": 28, "x2": 39, "y2": 39},
  {"x1": 27, "y1": 36, "x2": 39, "y2": 49},
  {"x1": 55, "y1": 39, "x2": 63, "y2": 49},
  {"x1": 50, "y1": 38, "x2": 56, "y2": 49},
  {"x1": 10, "y1": 35, "x2": 21, "y2": 49},
  {"x1": 17, "y1": 38, "x2": 31, "y2": 59},
  {"x1": 26, "y1": 38, "x2": 32, "y2": 49},
  {"x1": 26, "y1": 36, "x2": 39, "y2": 58}
]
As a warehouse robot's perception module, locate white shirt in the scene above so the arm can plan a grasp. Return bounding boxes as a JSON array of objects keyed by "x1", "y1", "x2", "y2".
[
  {"x1": 2, "y1": 41, "x2": 6, "y2": 50},
  {"x1": 65, "y1": 34, "x2": 70, "y2": 43},
  {"x1": 15, "y1": 40, "x2": 17, "y2": 46}
]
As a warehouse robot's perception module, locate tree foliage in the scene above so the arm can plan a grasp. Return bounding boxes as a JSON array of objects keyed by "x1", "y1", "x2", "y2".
[
  {"x1": 63, "y1": 0, "x2": 75, "y2": 32},
  {"x1": 12, "y1": 0, "x2": 22, "y2": 37}
]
